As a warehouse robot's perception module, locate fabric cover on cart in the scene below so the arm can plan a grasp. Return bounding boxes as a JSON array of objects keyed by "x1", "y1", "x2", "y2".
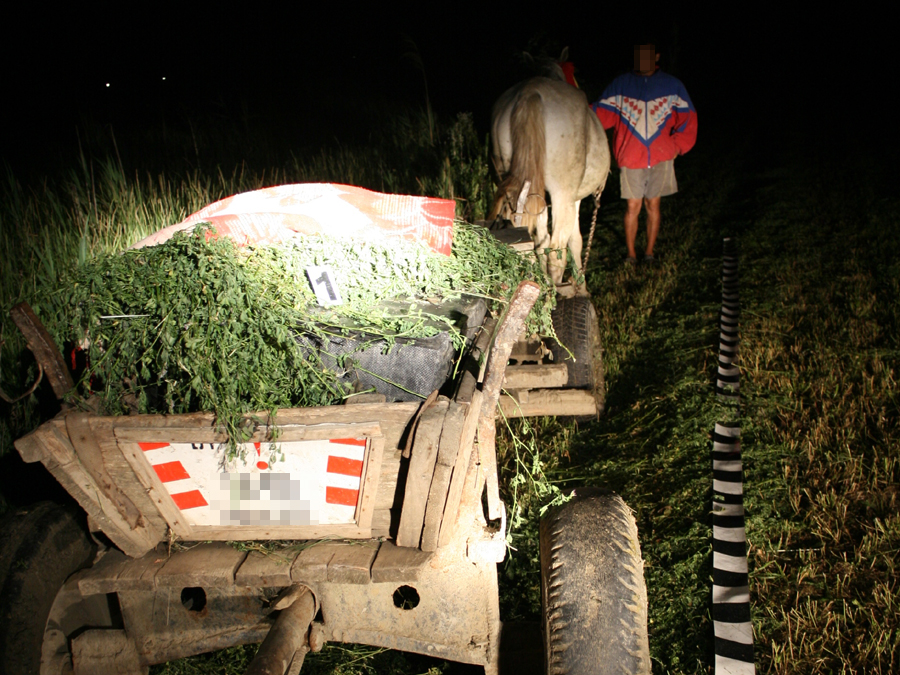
[{"x1": 130, "y1": 183, "x2": 456, "y2": 255}]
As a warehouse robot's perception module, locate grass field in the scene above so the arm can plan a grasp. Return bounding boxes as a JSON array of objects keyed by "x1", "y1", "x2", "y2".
[{"x1": 1, "y1": 110, "x2": 897, "y2": 673}]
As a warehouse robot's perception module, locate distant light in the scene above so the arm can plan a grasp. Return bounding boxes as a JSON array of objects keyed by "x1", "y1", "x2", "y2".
[
  {"x1": 162, "y1": 77, "x2": 166, "y2": 81},
  {"x1": 106, "y1": 83, "x2": 110, "y2": 87}
]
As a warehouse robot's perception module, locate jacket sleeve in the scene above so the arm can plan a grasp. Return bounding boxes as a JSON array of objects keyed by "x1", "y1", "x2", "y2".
[
  {"x1": 591, "y1": 80, "x2": 622, "y2": 130},
  {"x1": 670, "y1": 82, "x2": 697, "y2": 155}
]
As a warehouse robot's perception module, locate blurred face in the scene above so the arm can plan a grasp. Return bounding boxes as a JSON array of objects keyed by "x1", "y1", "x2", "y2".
[{"x1": 634, "y1": 45, "x2": 659, "y2": 75}]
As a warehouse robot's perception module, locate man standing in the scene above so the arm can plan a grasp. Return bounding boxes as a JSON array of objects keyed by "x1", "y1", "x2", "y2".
[{"x1": 592, "y1": 43, "x2": 697, "y2": 264}]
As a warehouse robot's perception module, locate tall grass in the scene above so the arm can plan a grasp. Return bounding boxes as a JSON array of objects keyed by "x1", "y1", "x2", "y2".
[{"x1": 735, "y1": 148, "x2": 900, "y2": 672}]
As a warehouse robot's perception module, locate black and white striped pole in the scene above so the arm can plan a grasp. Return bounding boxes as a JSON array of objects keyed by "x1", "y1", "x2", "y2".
[
  {"x1": 712, "y1": 424, "x2": 754, "y2": 673},
  {"x1": 717, "y1": 241, "x2": 740, "y2": 402},
  {"x1": 711, "y1": 238, "x2": 754, "y2": 674}
]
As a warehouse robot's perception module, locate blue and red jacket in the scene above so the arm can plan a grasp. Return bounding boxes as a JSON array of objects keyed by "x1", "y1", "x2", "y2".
[{"x1": 591, "y1": 69, "x2": 697, "y2": 169}]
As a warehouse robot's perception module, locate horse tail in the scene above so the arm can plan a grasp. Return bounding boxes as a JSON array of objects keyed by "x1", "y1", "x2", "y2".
[{"x1": 490, "y1": 92, "x2": 545, "y2": 232}]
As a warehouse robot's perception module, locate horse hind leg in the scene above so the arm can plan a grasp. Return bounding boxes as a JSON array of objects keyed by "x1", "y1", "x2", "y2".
[
  {"x1": 533, "y1": 207, "x2": 551, "y2": 274},
  {"x1": 488, "y1": 184, "x2": 512, "y2": 223},
  {"x1": 547, "y1": 199, "x2": 578, "y2": 286},
  {"x1": 567, "y1": 198, "x2": 590, "y2": 295}
]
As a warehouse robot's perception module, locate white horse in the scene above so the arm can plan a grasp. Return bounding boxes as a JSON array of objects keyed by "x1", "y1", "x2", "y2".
[{"x1": 489, "y1": 75, "x2": 610, "y2": 293}]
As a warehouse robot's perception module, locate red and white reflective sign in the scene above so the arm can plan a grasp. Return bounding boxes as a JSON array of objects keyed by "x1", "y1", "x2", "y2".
[{"x1": 138, "y1": 438, "x2": 367, "y2": 528}]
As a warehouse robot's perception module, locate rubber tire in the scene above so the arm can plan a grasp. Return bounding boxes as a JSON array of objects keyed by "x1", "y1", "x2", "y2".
[
  {"x1": 0, "y1": 502, "x2": 96, "y2": 675},
  {"x1": 549, "y1": 297, "x2": 606, "y2": 418},
  {"x1": 550, "y1": 297, "x2": 602, "y2": 388},
  {"x1": 540, "y1": 488, "x2": 650, "y2": 675}
]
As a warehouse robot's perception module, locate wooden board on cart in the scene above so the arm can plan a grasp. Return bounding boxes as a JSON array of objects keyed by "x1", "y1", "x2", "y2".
[
  {"x1": 499, "y1": 337, "x2": 599, "y2": 419},
  {"x1": 12, "y1": 316, "x2": 493, "y2": 559},
  {"x1": 15, "y1": 404, "x2": 419, "y2": 556}
]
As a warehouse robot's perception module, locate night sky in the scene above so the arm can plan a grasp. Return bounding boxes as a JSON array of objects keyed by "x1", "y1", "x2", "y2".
[{"x1": 0, "y1": 5, "x2": 880, "y2": 176}]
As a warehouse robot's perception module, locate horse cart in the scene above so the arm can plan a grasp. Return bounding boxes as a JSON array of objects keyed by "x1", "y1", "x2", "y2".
[{"x1": 1, "y1": 209, "x2": 648, "y2": 675}]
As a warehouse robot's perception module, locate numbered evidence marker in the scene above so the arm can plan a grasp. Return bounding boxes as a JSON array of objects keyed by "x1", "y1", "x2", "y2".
[{"x1": 306, "y1": 266, "x2": 343, "y2": 307}]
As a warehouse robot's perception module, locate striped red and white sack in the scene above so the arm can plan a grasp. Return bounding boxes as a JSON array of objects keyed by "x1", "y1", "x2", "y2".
[{"x1": 130, "y1": 183, "x2": 456, "y2": 255}]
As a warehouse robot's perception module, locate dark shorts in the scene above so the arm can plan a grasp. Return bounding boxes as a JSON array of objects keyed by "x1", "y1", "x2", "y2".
[{"x1": 619, "y1": 160, "x2": 678, "y2": 200}]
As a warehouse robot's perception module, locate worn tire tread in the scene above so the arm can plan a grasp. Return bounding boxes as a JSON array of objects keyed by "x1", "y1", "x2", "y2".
[
  {"x1": 540, "y1": 489, "x2": 650, "y2": 675},
  {"x1": 549, "y1": 297, "x2": 595, "y2": 389}
]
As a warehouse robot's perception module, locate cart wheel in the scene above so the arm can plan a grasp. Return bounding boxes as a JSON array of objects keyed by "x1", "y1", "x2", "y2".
[
  {"x1": 549, "y1": 297, "x2": 606, "y2": 414},
  {"x1": 540, "y1": 488, "x2": 650, "y2": 675},
  {"x1": 0, "y1": 502, "x2": 97, "y2": 675}
]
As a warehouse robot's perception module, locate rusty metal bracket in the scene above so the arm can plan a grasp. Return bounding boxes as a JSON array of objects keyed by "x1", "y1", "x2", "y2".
[
  {"x1": 0, "y1": 339, "x2": 44, "y2": 403},
  {"x1": 245, "y1": 585, "x2": 316, "y2": 675}
]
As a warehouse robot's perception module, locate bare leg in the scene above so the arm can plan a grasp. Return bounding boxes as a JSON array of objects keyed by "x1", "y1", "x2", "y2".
[
  {"x1": 624, "y1": 198, "x2": 643, "y2": 259},
  {"x1": 644, "y1": 197, "x2": 661, "y2": 257}
]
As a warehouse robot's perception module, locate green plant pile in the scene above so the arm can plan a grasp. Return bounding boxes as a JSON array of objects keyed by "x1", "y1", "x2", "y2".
[{"x1": 32, "y1": 220, "x2": 552, "y2": 451}]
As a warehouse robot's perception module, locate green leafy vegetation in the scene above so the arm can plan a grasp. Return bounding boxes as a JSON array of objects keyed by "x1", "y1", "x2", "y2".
[{"x1": 23, "y1": 220, "x2": 550, "y2": 454}]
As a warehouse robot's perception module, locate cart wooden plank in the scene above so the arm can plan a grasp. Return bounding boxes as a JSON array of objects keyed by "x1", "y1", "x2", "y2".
[
  {"x1": 235, "y1": 550, "x2": 300, "y2": 587},
  {"x1": 113, "y1": 421, "x2": 383, "y2": 445},
  {"x1": 498, "y1": 389, "x2": 597, "y2": 418},
  {"x1": 25, "y1": 419, "x2": 159, "y2": 557},
  {"x1": 356, "y1": 434, "x2": 384, "y2": 533},
  {"x1": 479, "y1": 281, "x2": 541, "y2": 520},
  {"x1": 86, "y1": 415, "x2": 170, "y2": 543},
  {"x1": 420, "y1": 402, "x2": 466, "y2": 551},
  {"x1": 290, "y1": 542, "x2": 341, "y2": 583},
  {"x1": 437, "y1": 388, "x2": 484, "y2": 549},
  {"x1": 66, "y1": 412, "x2": 144, "y2": 530},
  {"x1": 108, "y1": 402, "x2": 416, "y2": 433},
  {"x1": 503, "y1": 363, "x2": 568, "y2": 390},
  {"x1": 420, "y1": 464, "x2": 453, "y2": 551},
  {"x1": 326, "y1": 542, "x2": 381, "y2": 584},
  {"x1": 395, "y1": 402, "x2": 449, "y2": 548},
  {"x1": 155, "y1": 542, "x2": 247, "y2": 588},
  {"x1": 370, "y1": 541, "x2": 432, "y2": 583}
]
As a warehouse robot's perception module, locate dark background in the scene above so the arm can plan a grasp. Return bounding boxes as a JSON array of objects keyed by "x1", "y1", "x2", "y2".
[{"x1": 0, "y1": 4, "x2": 880, "y2": 178}]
